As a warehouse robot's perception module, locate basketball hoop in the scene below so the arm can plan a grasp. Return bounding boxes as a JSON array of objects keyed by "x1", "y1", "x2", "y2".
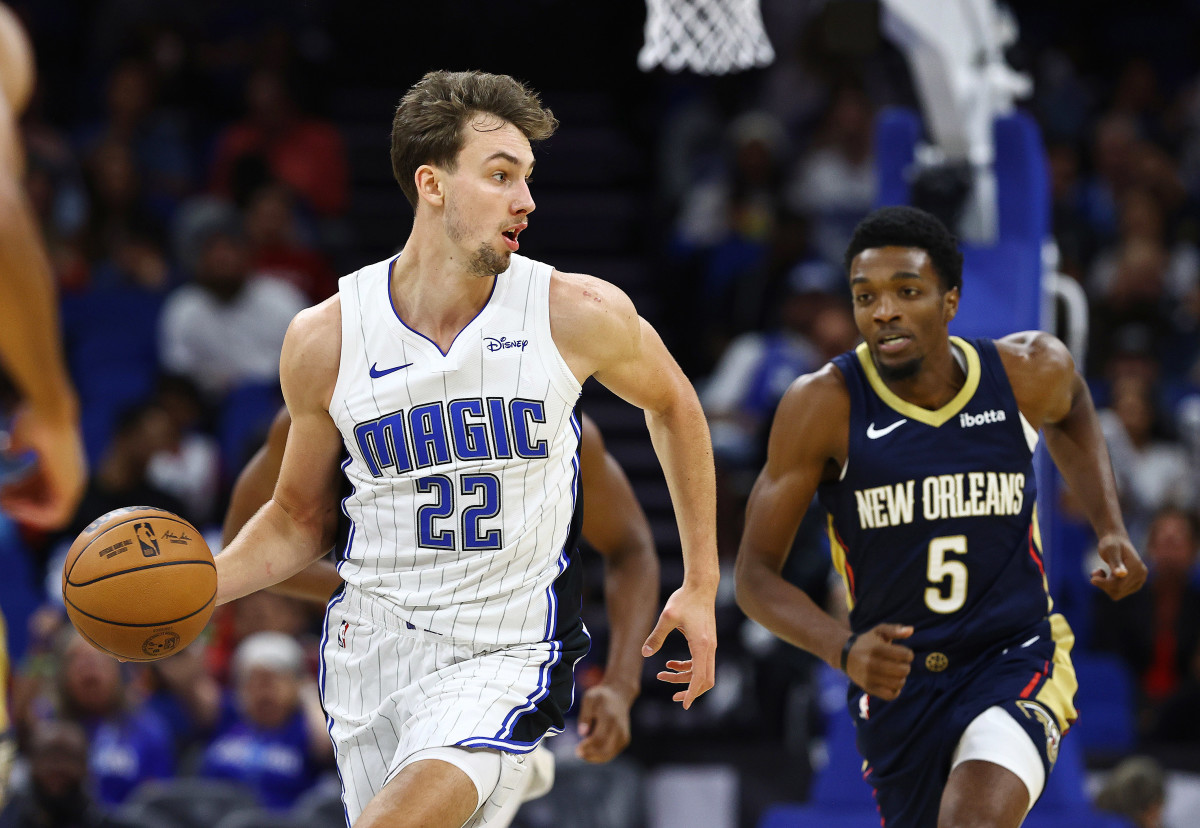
[{"x1": 638, "y1": 0, "x2": 775, "y2": 75}]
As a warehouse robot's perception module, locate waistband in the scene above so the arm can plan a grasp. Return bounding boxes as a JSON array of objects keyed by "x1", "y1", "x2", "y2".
[{"x1": 332, "y1": 583, "x2": 487, "y2": 649}]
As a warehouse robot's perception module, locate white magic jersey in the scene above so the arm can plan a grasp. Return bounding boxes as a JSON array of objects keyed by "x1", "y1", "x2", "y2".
[{"x1": 328, "y1": 253, "x2": 584, "y2": 646}]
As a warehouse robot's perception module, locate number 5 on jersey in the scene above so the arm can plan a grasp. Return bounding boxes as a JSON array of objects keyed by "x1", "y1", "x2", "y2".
[
  {"x1": 416, "y1": 474, "x2": 503, "y2": 551},
  {"x1": 925, "y1": 535, "x2": 967, "y2": 613}
]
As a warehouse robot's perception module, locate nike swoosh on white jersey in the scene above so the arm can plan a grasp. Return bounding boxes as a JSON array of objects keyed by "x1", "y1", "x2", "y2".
[{"x1": 866, "y1": 419, "x2": 908, "y2": 439}]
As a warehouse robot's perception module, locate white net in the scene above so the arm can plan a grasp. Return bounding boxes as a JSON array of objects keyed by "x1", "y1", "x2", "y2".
[{"x1": 638, "y1": 0, "x2": 775, "y2": 75}]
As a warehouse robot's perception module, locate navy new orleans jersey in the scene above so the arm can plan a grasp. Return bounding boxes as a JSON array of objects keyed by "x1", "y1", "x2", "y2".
[
  {"x1": 820, "y1": 336, "x2": 1050, "y2": 658},
  {"x1": 816, "y1": 336, "x2": 1079, "y2": 827}
]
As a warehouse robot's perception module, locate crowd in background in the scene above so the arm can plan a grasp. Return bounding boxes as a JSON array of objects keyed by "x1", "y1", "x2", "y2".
[{"x1": 2, "y1": 1, "x2": 1200, "y2": 827}]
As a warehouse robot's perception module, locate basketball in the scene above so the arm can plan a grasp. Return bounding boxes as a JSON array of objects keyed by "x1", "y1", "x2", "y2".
[{"x1": 61, "y1": 506, "x2": 217, "y2": 662}]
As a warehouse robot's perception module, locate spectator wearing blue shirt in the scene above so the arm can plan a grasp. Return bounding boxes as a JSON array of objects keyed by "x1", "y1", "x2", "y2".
[
  {"x1": 0, "y1": 720, "x2": 123, "y2": 828},
  {"x1": 198, "y1": 632, "x2": 330, "y2": 810},
  {"x1": 53, "y1": 632, "x2": 174, "y2": 807}
]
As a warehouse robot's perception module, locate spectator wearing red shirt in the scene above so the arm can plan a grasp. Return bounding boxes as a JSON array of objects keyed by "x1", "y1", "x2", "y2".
[
  {"x1": 244, "y1": 182, "x2": 337, "y2": 304},
  {"x1": 209, "y1": 69, "x2": 347, "y2": 218},
  {"x1": 1092, "y1": 507, "x2": 1200, "y2": 705}
]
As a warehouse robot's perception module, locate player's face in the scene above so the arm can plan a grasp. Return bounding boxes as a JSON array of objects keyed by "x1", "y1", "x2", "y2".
[
  {"x1": 849, "y1": 246, "x2": 958, "y2": 382},
  {"x1": 441, "y1": 115, "x2": 536, "y2": 277}
]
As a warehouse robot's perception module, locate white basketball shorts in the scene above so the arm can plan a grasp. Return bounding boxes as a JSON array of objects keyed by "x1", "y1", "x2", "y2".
[{"x1": 319, "y1": 585, "x2": 589, "y2": 824}]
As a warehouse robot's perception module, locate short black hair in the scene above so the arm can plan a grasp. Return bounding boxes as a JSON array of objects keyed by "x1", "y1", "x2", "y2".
[{"x1": 843, "y1": 205, "x2": 963, "y2": 293}]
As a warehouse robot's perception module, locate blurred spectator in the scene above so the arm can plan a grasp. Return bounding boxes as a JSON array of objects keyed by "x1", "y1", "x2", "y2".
[
  {"x1": 207, "y1": 592, "x2": 318, "y2": 685},
  {"x1": 0, "y1": 721, "x2": 122, "y2": 828},
  {"x1": 1097, "y1": 375, "x2": 1192, "y2": 542},
  {"x1": 197, "y1": 632, "x2": 330, "y2": 810},
  {"x1": 702, "y1": 296, "x2": 815, "y2": 473},
  {"x1": 1087, "y1": 189, "x2": 1198, "y2": 310},
  {"x1": 244, "y1": 182, "x2": 337, "y2": 304},
  {"x1": 1081, "y1": 113, "x2": 1142, "y2": 244},
  {"x1": 59, "y1": 226, "x2": 172, "y2": 465},
  {"x1": 146, "y1": 375, "x2": 219, "y2": 527},
  {"x1": 80, "y1": 140, "x2": 164, "y2": 270},
  {"x1": 22, "y1": 108, "x2": 89, "y2": 281},
  {"x1": 46, "y1": 632, "x2": 174, "y2": 807},
  {"x1": 55, "y1": 403, "x2": 187, "y2": 551},
  {"x1": 770, "y1": 211, "x2": 844, "y2": 300},
  {"x1": 1093, "y1": 755, "x2": 1166, "y2": 828},
  {"x1": 209, "y1": 68, "x2": 347, "y2": 218},
  {"x1": 1047, "y1": 140, "x2": 1095, "y2": 282},
  {"x1": 702, "y1": 292, "x2": 854, "y2": 472},
  {"x1": 784, "y1": 83, "x2": 876, "y2": 268},
  {"x1": 140, "y1": 645, "x2": 221, "y2": 764},
  {"x1": 1148, "y1": 635, "x2": 1200, "y2": 749},
  {"x1": 670, "y1": 111, "x2": 789, "y2": 366},
  {"x1": 674, "y1": 111, "x2": 787, "y2": 254},
  {"x1": 1091, "y1": 507, "x2": 1200, "y2": 707},
  {"x1": 158, "y1": 210, "x2": 306, "y2": 404},
  {"x1": 1110, "y1": 59, "x2": 1165, "y2": 146},
  {"x1": 75, "y1": 58, "x2": 194, "y2": 221}
]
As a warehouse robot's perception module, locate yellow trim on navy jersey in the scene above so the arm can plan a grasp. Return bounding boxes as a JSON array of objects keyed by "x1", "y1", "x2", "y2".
[
  {"x1": 826, "y1": 515, "x2": 855, "y2": 611},
  {"x1": 1031, "y1": 505, "x2": 1054, "y2": 613},
  {"x1": 854, "y1": 336, "x2": 982, "y2": 427},
  {"x1": 1037, "y1": 613, "x2": 1079, "y2": 732},
  {"x1": 0, "y1": 611, "x2": 9, "y2": 733}
]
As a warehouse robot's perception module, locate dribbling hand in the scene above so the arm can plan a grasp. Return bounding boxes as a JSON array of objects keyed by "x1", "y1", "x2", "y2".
[
  {"x1": 1091, "y1": 533, "x2": 1147, "y2": 601},
  {"x1": 643, "y1": 583, "x2": 716, "y2": 709},
  {"x1": 844, "y1": 623, "x2": 914, "y2": 701}
]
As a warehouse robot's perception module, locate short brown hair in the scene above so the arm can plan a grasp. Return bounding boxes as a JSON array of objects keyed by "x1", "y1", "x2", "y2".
[{"x1": 390, "y1": 70, "x2": 558, "y2": 210}]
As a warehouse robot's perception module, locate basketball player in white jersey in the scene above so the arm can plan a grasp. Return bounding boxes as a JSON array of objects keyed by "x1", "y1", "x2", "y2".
[
  {"x1": 221, "y1": 405, "x2": 659, "y2": 772},
  {"x1": 214, "y1": 70, "x2": 719, "y2": 828}
]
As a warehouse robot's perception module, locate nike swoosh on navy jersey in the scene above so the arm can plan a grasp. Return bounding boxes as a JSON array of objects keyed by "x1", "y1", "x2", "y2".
[
  {"x1": 866, "y1": 419, "x2": 908, "y2": 439},
  {"x1": 369, "y1": 362, "x2": 413, "y2": 378}
]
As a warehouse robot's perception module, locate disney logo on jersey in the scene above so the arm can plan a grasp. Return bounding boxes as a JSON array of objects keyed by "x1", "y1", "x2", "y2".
[
  {"x1": 483, "y1": 332, "x2": 529, "y2": 355},
  {"x1": 959, "y1": 409, "x2": 1006, "y2": 428}
]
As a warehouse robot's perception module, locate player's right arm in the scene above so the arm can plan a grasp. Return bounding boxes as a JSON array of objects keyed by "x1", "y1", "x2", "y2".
[
  {"x1": 734, "y1": 365, "x2": 913, "y2": 700},
  {"x1": 221, "y1": 406, "x2": 343, "y2": 605},
  {"x1": 0, "y1": 60, "x2": 85, "y2": 530},
  {"x1": 215, "y1": 297, "x2": 344, "y2": 605}
]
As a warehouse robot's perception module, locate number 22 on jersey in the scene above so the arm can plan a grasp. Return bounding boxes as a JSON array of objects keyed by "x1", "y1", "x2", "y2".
[{"x1": 416, "y1": 474, "x2": 503, "y2": 551}]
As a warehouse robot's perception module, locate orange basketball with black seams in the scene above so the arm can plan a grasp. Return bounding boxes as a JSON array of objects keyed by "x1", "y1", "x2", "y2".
[{"x1": 61, "y1": 506, "x2": 216, "y2": 662}]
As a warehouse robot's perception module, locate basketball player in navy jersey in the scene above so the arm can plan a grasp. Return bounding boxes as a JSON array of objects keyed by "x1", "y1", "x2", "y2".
[
  {"x1": 214, "y1": 70, "x2": 718, "y2": 828},
  {"x1": 734, "y1": 206, "x2": 1146, "y2": 827}
]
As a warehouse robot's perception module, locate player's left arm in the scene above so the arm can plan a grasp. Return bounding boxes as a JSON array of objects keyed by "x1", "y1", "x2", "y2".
[
  {"x1": 551, "y1": 271, "x2": 718, "y2": 710},
  {"x1": 575, "y1": 413, "x2": 659, "y2": 762},
  {"x1": 999, "y1": 332, "x2": 1146, "y2": 600}
]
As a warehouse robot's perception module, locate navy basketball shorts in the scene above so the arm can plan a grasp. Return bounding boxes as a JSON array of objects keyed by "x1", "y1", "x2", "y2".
[{"x1": 847, "y1": 614, "x2": 1077, "y2": 827}]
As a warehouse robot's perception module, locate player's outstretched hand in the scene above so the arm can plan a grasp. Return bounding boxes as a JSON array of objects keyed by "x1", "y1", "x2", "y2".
[
  {"x1": 1091, "y1": 533, "x2": 1147, "y2": 601},
  {"x1": 0, "y1": 400, "x2": 85, "y2": 530},
  {"x1": 845, "y1": 624, "x2": 914, "y2": 701},
  {"x1": 642, "y1": 584, "x2": 716, "y2": 709},
  {"x1": 575, "y1": 683, "x2": 634, "y2": 763}
]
